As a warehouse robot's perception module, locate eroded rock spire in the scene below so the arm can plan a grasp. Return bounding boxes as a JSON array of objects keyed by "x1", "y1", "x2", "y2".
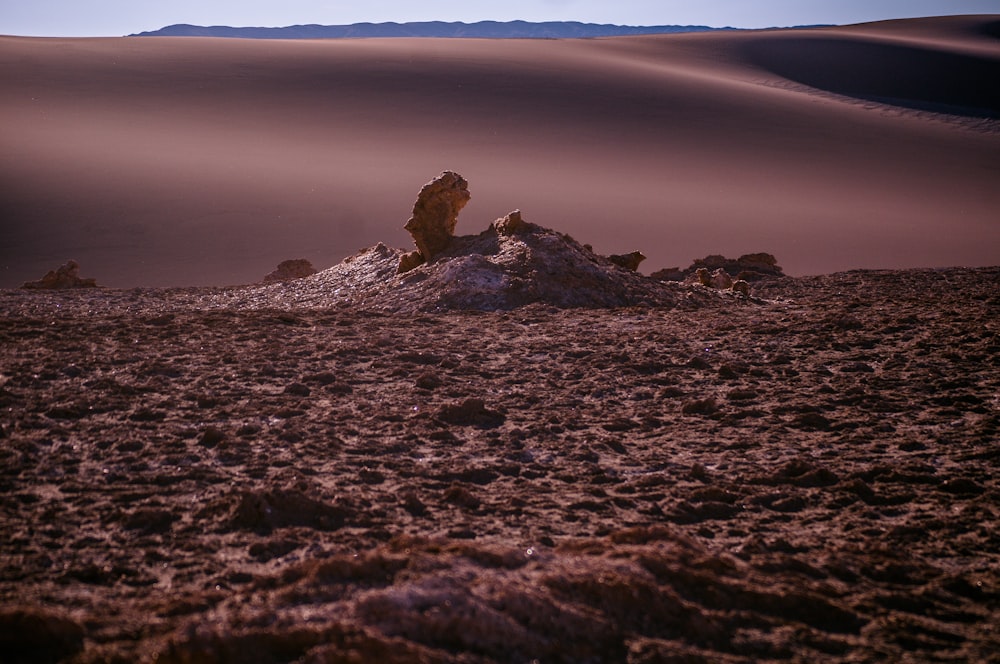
[{"x1": 399, "y1": 171, "x2": 471, "y2": 272}]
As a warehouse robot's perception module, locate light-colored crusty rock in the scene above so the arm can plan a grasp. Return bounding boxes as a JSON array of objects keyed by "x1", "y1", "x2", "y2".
[
  {"x1": 493, "y1": 210, "x2": 525, "y2": 236},
  {"x1": 397, "y1": 250, "x2": 425, "y2": 274},
  {"x1": 403, "y1": 170, "x2": 471, "y2": 262},
  {"x1": 711, "y1": 268, "x2": 733, "y2": 289},
  {"x1": 608, "y1": 251, "x2": 647, "y2": 272},
  {"x1": 21, "y1": 260, "x2": 98, "y2": 289},
  {"x1": 262, "y1": 259, "x2": 317, "y2": 283}
]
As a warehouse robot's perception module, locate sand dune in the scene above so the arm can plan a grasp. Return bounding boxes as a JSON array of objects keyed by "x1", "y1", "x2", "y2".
[{"x1": 1, "y1": 15, "x2": 998, "y2": 287}]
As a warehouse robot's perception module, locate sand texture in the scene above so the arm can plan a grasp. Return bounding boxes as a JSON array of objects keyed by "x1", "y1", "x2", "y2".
[
  {"x1": 1, "y1": 263, "x2": 999, "y2": 662},
  {"x1": 2, "y1": 15, "x2": 1000, "y2": 288}
]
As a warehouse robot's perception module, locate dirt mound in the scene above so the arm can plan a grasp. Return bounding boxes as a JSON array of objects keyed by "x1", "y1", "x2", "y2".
[{"x1": 223, "y1": 214, "x2": 702, "y2": 312}]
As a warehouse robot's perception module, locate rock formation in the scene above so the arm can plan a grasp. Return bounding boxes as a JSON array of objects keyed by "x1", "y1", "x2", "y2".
[
  {"x1": 396, "y1": 251, "x2": 426, "y2": 274},
  {"x1": 607, "y1": 251, "x2": 647, "y2": 272},
  {"x1": 400, "y1": 171, "x2": 471, "y2": 271},
  {"x1": 492, "y1": 209, "x2": 526, "y2": 236},
  {"x1": 696, "y1": 267, "x2": 752, "y2": 297},
  {"x1": 690, "y1": 253, "x2": 783, "y2": 281},
  {"x1": 711, "y1": 268, "x2": 733, "y2": 289},
  {"x1": 21, "y1": 260, "x2": 98, "y2": 289},
  {"x1": 222, "y1": 173, "x2": 745, "y2": 311},
  {"x1": 653, "y1": 253, "x2": 784, "y2": 283},
  {"x1": 262, "y1": 259, "x2": 317, "y2": 283}
]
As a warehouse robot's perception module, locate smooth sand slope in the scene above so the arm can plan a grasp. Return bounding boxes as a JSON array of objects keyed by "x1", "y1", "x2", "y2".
[{"x1": 1, "y1": 15, "x2": 998, "y2": 287}]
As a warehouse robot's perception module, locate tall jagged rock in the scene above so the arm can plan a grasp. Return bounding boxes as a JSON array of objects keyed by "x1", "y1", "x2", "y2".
[{"x1": 402, "y1": 171, "x2": 471, "y2": 268}]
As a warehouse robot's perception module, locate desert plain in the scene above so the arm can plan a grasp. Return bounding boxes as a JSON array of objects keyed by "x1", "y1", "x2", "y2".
[{"x1": 1, "y1": 13, "x2": 999, "y2": 664}]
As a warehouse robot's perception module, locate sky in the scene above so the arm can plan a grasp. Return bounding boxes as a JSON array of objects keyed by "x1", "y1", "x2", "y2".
[{"x1": 3, "y1": 0, "x2": 1000, "y2": 37}]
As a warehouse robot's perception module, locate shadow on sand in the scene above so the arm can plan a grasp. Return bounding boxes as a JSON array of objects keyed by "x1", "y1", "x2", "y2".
[{"x1": 744, "y1": 36, "x2": 1000, "y2": 118}]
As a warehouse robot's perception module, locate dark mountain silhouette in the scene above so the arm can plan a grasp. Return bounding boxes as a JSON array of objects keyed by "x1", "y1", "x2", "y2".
[{"x1": 129, "y1": 20, "x2": 739, "y2": 39}]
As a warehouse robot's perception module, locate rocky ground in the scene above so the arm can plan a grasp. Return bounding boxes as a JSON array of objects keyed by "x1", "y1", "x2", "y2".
[{"x1": 1, "y1": 264, "x2": 998, "y2": 663}]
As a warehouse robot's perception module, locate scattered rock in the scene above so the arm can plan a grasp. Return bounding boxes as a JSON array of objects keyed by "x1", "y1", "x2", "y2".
[
  {"x1": 402, "y1": 170, "x2": 471, "y2": 265},
  {"x1": 711, "y1": 268, "x2": 733, "y2": 289},
  {"x1": 21, "y1": 260, "x2": 98, "y2": 289},
  {"x1": 493, "y1": 209, "x2": 526, "y2": 235},
  {"x1": 262, "y1": 259, "x2": 317, "y2": 283},
  {"x1": 396, "y1": 250, "x2": 425, "y2": 274},
  {"x1": 607, "y1": 251, "x2": 646, "y2": 272}
]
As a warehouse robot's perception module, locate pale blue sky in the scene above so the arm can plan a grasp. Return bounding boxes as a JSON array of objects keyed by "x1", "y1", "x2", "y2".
[{"x1": 2, "y1": 0, "x2": 999, "y2": 37}]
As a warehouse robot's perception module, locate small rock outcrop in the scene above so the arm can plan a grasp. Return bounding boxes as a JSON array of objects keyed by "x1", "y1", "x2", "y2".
[
  {"x1": 653, "y1": 253, "x2": 784, "y2": 283},
  {"x1": 21, "y1": 260, "x2": 98, "y2": 289},
  {"x1": 690, "y1": 253, "x2": 783, "y2": 281},
  {"x1": 493, "y1": 209, "x2": 526, "y2": 236},
  {"x1": 400, "y1": 171, "x2": 471, "y2": 271},
  {"x1": 262, "y1": 259, "x2": 317, "y2": 283},
  {"x1": 397, "y1": 251, "x2": 426, "y2": 274},
  {"x1": 710, "y1": 268, "x2": 733, "y2": 289},
  {"x1": 608, "y1": 251, "x2": 647, "y2": 272},
  {"x1": 696, "y1": 266, "x2": 751, "y2": 296}
]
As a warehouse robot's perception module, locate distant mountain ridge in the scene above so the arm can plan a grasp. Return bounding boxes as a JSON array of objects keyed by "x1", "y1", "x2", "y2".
[{"x1": 129, "y1": 21, "x2": 739, "y2": 39}]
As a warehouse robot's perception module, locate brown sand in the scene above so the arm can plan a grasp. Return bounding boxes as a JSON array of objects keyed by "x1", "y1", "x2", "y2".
[
  {"x1": 1, "y1": 266, "x2": 998, "y2": 662},
  {"x1": 2, "y1": 15, "x2": 999, "y2": 288}
]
